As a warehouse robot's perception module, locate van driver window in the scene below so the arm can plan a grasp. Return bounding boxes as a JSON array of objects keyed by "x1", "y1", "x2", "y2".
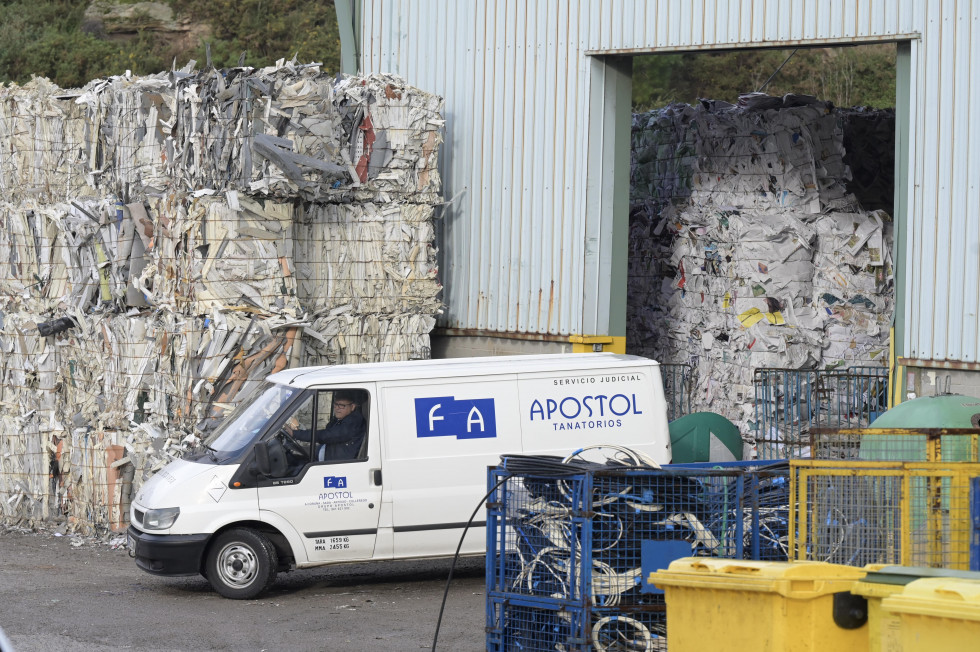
[
  {"x1": 273, "y1": 393, "x2": 314, "y2": 476},
  {"x1": 315, "y1": 389, "x2": 368, "y2": 462}
]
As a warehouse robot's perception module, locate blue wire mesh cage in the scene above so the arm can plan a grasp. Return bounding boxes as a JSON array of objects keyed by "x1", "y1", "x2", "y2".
[
  {"x1": 486, "y1": 460, "x2": 789, "y2": 651},
  {"x1": 486, "y1": 599, "x2": 668, "y2": 652},
  {"x1": 753, "y1": 366, "x2": 889, "y2": 459},
  {"x1": 486, "y1": 597, "x2": 590, "y2": 652}
]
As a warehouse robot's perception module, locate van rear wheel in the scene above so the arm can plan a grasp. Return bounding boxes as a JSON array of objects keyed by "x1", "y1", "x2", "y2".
[{"x1": 205, "y1": 528, "x2": 278, "y2": 599}]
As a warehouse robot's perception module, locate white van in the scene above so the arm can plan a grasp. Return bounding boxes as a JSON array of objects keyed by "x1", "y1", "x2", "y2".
[{"x1": 127, "y1": 353, "x2": 671, "y2": 598}]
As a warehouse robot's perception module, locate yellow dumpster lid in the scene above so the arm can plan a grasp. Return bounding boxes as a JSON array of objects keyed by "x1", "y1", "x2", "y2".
[
  {"x1": 883, "y1": 577, "x2": 980, "y2": 623},
  {"x1": 650, "y1": 557, "x2": 867, "y2": 599}
]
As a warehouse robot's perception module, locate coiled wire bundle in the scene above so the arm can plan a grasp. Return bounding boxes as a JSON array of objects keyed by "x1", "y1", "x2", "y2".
[{"x1": 488, "y1": 454, "x2": 791, "y2": 651}]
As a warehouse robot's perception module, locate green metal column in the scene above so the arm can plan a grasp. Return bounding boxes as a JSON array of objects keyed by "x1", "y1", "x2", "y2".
[
  {"x1": 891, "y1": 40, "x2": 912, "y2": 407},
  {"x1": 336, "y1": 0, "x2": 360, "y2": 75},
  {"x1": 581, "y1": 55, "x2": 632, "y2": 352}
]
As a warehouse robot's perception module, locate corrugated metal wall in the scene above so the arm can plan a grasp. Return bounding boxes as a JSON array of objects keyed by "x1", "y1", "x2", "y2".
[
  {"x1": 358, "y1": 0, "x2": 980, "y2": 365},
  {"x1": 905, "y1": 2, "x2": 980, "y2": 365},
  {"x1": 581, "y1": 0, "x2": 918, "y2": 51},
  {"x1": 362, "y1": 1, "x2": 596, "y2": 336}
]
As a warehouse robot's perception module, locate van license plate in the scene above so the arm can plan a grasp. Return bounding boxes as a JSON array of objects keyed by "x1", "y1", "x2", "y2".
[{"x1": 127, "y1": 534, "x2": 136, "y2": 557}]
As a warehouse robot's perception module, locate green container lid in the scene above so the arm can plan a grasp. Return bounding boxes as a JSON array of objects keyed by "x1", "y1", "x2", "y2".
[
  {"x1": 871, "y1": 394, "x2": 980, "y2": 429},
  {"x1": 862, "y1": 394, "x2": 980, "y2": 462},
  {"x1": 668, "y1": 411, "x2": 743, "y2": 463}
]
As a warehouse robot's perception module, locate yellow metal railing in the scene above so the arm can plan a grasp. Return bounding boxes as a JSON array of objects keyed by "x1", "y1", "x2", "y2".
[{"x1": 790, "y1": 460, "x2": 980, "y2": 570}]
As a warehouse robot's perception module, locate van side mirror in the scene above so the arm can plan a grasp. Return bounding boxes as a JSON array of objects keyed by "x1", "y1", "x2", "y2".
[
  {"x1": 254, "y1": 440, "x2": 271, "y2": 475},
  {"x1": 253, "y1": 439, "x2": 288, "y2": 477}
]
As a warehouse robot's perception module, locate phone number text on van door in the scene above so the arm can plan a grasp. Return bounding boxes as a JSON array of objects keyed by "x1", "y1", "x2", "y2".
[{"x1": 304, "y1": 493, "x2": 369, "y2": 512}]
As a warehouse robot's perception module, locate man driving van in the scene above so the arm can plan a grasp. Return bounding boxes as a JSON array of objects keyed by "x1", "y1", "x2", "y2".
[{"x1": 316, "y1": 391, "x2": 366, "y2": 461}]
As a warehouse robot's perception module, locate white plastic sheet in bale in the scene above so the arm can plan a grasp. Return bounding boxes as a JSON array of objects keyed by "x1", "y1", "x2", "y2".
[
  {"x1": 161, "y1": 192, "x2": 302, "y2": 317},
  {"x1": 332, "y1": 73, "x2": 445, "y2": 203},
  {"x1": 162, "y1": 63, "x2": 444, "y2": 203},
  {"x1": 5, "y1": 63, "x2": 445, "y2": 206},
  {"x1": 294, "y1": 202, "x2": 440, "y2": 314},
  {"x1": 0, "y1": 198, "x2": 152, "y2": 315},
  {"x1": 0, "y1": 310, "x2": 63, "y2": 528},
  {"x1": 299, "y1": 312, "x2": 436, "y2": 366}
]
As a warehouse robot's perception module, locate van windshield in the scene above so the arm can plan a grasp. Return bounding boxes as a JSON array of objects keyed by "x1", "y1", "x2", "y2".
[{"x1": 201, "y1": 382, "x2": 301, "y2": 456}]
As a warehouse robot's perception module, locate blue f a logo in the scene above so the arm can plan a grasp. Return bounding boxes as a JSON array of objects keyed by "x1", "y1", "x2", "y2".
[{"x1": 414, "y1": 396, "x2": 497, "y2": 439}]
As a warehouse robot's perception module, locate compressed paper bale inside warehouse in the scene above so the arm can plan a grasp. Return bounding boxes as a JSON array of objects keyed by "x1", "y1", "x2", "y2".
[{"x1": 627, "y1": 92, "x2": 896, "y2": 457}]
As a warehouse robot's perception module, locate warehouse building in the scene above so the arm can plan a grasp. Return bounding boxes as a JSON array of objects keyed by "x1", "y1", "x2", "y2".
[{"x1": 340, "y1": 0, "x2": 980, "y2": 409}]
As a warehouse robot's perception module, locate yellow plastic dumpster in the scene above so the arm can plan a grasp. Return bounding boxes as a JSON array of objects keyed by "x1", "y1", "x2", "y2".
[
  {"x1": 851, "y1": 566, "x2": 904, "y2": 652},
  {"x1": 649, "y1": 557, "x2": 869, "y2": 651},
  {"x1": 882, "y1": 577, "x2": 980, "y2": 649},
  {"x1": 852, "y1": 565, "x2": 980, "y2": 652}
]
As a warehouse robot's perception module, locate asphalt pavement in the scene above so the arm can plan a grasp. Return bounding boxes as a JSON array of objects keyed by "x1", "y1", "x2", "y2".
[{"x1": 0, "y1": 526, "x2": 486, "y2": 651}]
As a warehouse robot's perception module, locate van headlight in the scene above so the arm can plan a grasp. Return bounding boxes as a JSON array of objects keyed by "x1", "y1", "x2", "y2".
[{"x1": 143, "y1": 507, "x2": 180, "y2": 530}]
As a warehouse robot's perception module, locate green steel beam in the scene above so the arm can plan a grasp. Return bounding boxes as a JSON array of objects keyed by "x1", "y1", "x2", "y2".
[
  {"x1": 584, "y1": 55, "x2": 632, "y2": 342},
  {"x1": 336, "y1": 0, "x2": 360, "y2": 75},
  {"x1": 892, "y1": 40, "x2": 912, "y2": 404}
]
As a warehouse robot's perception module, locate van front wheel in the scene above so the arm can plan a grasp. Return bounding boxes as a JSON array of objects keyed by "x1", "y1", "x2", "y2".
[{"x1": 205, "y1": 528, "x2": 278, "y2": 599}]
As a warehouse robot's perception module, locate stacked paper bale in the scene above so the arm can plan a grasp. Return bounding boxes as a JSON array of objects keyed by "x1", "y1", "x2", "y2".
[
  {"x1": 90, "y1": 62, "x2": 445, "y2": 203},
  {"x1": 0, "y1": 78, "x2": 89, "y2": 203},
  {"x1": 293, "y1": 201, "x2": 441, "y2": 364},
  {"x1": 628, "y1": 94, "x2": 893, "y2": 447},
  {"x1": 628, "y1": 105, "x2": 696, "y2": 358},
  {"x1": 812, "y1": 210, "x2": 892, "y2": 367},
  {"x1": 0, "y1": 61, "x2": 444, "y2": 535}
]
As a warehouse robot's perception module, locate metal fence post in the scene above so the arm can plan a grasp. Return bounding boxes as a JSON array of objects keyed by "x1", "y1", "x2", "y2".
[{"x1": 972, "y1": 477, "x2": 980, "y2": 571}]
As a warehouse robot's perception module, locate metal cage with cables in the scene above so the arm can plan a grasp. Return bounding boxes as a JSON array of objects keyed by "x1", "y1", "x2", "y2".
[{"x1": 485, "y1": 460, "x2": 790, "y2": 651}]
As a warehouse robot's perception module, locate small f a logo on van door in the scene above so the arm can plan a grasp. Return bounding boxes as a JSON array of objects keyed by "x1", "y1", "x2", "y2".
[
  {"x1": 414, "y1": 397, "x2": 497, "y2": 439},
  {"x1": 324, "y1": 476, "x2": 348, "y2": 488}
]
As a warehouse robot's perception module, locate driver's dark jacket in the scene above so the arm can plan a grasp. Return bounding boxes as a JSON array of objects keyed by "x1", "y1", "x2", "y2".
[{"x1": 317, "y1": 410, "x2": 366, "y2": 460}]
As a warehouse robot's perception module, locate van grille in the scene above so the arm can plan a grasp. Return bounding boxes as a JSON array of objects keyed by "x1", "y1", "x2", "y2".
[{"x1": 133, "y1": 508, "x2": 144, "y2": 527}]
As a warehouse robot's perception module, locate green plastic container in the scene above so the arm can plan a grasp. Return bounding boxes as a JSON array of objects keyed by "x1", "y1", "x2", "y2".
[
  {"x1": 860, "y1": 394, "x2": 980, "y2": 461},
  {"x1": 668, "y1": 412, "x2": 743, "y2": 463}
]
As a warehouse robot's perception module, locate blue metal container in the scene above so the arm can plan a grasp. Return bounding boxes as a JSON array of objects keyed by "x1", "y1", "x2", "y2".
[{"x1": 485, "y1": 460, "x2": 790, "y2": 650}]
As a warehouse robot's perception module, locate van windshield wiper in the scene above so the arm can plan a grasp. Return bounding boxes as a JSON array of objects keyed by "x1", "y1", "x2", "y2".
[{"x1": 201, "y1": 443, "x2": 219, "y2": 462}]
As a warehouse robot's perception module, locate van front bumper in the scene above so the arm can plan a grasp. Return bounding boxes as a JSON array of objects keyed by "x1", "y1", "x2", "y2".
[{"x1": 127, "y1": 525, "x2": 210, "y2": 576}]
